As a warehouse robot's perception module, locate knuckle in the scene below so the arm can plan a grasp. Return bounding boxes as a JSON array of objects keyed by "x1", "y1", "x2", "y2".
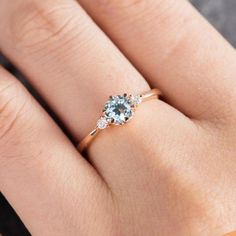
[
  {"x1": 10, "y1": 1, "x2": 79, "y2": 51},
  {"x1": 96, "y1": 0, "x2": 148, "y2": 17},
  {"x1": 0, "y1": 79, "x2": 39, "y2": 168},
  {"x1": 0, "y1": 80, "x2": 29, "y2": 145},
  {"x1": 97, "y1": 0, "x2": 143, "y2": 8},
  {"x1": 95, "y1": 0, "x2": 183, "y2": 34},
  {"x1": 96, "y1": 0, "x2": 153, "y2": 8},
  {"x1": 96, "y1": 0, "x2": 161, "y2": 15}
]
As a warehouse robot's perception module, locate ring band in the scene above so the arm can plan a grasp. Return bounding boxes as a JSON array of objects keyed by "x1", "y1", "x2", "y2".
[{"x1": 77, "y1": 88, "x2": 162, "y2": 153}]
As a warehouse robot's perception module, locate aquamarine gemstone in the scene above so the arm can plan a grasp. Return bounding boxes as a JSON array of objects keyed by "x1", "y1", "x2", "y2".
[{"x1": 104, "y1": 95, "x2": 133, "y2": 125}]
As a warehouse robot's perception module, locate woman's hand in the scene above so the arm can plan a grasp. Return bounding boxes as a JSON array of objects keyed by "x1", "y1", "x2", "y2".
[{"x1": 0, "y1": 0, "x2": 236, "y2": 235}]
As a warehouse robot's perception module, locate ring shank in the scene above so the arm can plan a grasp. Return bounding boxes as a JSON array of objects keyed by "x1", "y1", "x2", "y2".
[
  {"x1": 142, "y1": 88, "x2": 162, "y2": 102},
  {"x1": 78, "y1": 128, "x2": 101, "y2": 153},
  {"x1": 77, "y1": 89, "x2": 161, "y2": 153}
]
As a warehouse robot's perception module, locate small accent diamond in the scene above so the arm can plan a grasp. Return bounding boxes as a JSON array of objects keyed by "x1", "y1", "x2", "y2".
[
  {"x1": 97, "y1": 118, "x2": 108, "y2": 129},
  {"x1": 131, "y1": 95, "x2": 142, "y2": 106}
]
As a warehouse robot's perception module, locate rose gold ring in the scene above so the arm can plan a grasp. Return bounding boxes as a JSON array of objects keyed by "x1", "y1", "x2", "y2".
[{"x1": 77, "y1": 89, "x2": 162, "y2": 153}]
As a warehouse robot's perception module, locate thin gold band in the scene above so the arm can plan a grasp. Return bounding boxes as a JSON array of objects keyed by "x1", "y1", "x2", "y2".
[{"x1": 77, "y1": 89, "x2": 161, "y2": 153}]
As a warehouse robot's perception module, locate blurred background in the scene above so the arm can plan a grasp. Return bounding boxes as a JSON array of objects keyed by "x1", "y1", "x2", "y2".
[{"x1": 0, "y1": 0, "x2": 236, "y2": 235}]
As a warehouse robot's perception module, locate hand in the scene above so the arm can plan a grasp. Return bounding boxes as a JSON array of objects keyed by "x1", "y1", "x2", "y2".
[{"x1": 0, "y1": 0, "x2": 236, "y2": 235}]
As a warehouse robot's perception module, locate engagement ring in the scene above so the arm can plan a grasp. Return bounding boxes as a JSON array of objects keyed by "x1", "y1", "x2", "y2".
[{"x1": 78, "y1": 89, "x2": 162, "y2": 153}]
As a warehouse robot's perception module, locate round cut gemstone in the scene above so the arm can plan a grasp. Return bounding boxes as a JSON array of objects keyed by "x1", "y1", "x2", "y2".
[
  {"x1": 130, "y1": 95, "x2": 142, "y2": 106},
  {"x1": 97, "y1": 118, "x2": 108, "y2": 129},
  {"x1": 104, "y1": 95, "x2": 134, "y2": 125}
]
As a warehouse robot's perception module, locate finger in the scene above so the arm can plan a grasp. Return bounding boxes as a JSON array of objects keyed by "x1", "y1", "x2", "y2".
[
  {"x1": 0, "y1": 0, "x2": 167, "y2": 178},
  {"x1": 0, "y1": 0, "x2": 149, "y2": 141},
  {"x1": 78, "y1": 0, "x2": 236, "y2": 122},
  {"x1": 0, "y1": 0, "x2": 194, "y2": 192},
  {"x1": 0, "y1": 67, "x2": 111, "y2": 235}
]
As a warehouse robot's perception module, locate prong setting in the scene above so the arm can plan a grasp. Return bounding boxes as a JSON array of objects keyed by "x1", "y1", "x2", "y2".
[{"x1": 97, "y1": 93, "x2": 143, "y2": 129}]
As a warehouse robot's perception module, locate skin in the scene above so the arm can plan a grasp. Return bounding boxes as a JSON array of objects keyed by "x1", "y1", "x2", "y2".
[{"x1": 0, "y1": 0, "x2": 235, "y2": 235}]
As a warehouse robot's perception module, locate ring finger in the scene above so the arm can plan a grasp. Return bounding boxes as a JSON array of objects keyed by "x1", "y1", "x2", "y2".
[{"x1": 0, "y1": 0, "x2": 191, "y2": 186}]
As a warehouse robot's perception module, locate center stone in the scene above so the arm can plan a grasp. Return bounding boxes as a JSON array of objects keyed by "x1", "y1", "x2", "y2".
[{"x1": 104, "y1": 95, "x2": 133, "y2": 125}]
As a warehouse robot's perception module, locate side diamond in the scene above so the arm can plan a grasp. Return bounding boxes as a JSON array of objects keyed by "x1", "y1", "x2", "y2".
[
  {"x1": 97, "y1": 118, "x2": 108, "y2": 129},
  {"x1": 130, "y1": 95, "x2": 142, "y2": 106}
]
